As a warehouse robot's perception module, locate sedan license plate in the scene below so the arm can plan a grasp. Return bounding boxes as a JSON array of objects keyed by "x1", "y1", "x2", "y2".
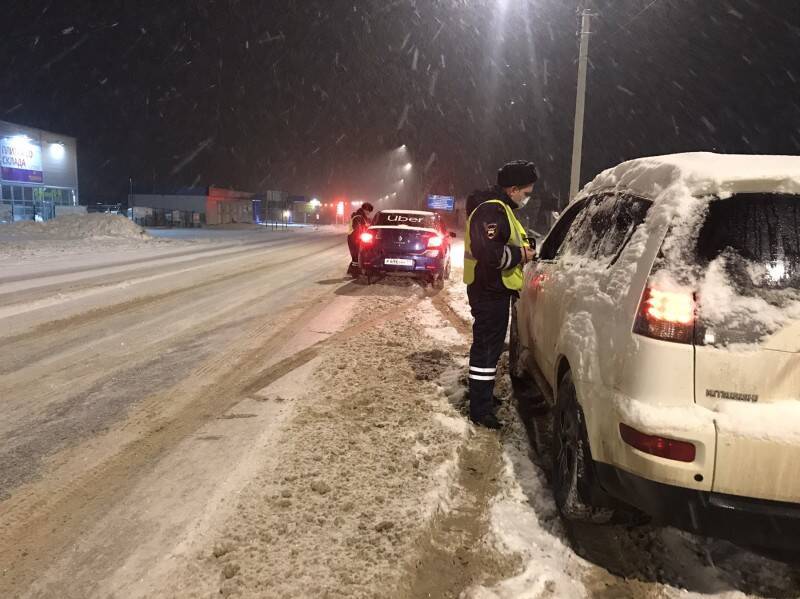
[{"x1": 384, "y1": 258, "x2": 414, "y2": 266}]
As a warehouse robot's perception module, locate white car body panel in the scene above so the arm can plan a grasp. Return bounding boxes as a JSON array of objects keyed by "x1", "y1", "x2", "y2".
[{"x1": 517, "y1": 152, "x2": 800, "y2": 505}]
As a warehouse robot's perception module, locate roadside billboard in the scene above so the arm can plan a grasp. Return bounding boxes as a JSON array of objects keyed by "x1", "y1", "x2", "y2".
[{"x1": 0, "y1": 134, "x2": 43, "y2": 183}]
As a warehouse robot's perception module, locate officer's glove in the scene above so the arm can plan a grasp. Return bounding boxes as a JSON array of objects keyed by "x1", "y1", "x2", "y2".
[{"x1": 521, "y1": 246, "x2": 536, "y2": 264}]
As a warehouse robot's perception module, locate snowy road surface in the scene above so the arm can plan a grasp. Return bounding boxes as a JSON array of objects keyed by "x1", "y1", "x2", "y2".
[{"x1": 1, "y1": 224, "x2": 799, "y2": 598}]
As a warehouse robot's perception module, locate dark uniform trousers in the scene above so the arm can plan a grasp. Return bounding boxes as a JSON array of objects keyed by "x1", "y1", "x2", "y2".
[
  {"x1": 467, "y1": 289, "x2": 512, "y2": 419},
  {"x1": 347, "y1": 235, "x2": 359, "y2": 263}
]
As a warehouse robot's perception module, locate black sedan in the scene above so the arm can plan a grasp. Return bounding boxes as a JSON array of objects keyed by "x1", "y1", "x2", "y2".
[{"x1": 358, "y1": 210, "x2": 455, "y2": 287}]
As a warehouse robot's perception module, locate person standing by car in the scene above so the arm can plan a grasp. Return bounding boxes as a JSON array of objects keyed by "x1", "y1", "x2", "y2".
[
  {"x1": 347, "y1": 202, "x2": 374, "y2": 275},
  {"x1": 463, "y1": 161, "x2": 538, "y2": 429}
]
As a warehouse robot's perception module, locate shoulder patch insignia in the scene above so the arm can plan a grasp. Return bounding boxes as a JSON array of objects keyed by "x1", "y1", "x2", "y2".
[{"x1": 484, "y1": 223, "x2": 498, "y2": 240}]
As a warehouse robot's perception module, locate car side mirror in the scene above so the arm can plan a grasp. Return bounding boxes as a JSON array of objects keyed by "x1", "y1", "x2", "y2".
[{"x1": 449, "y1": 231, "x2": 457, "y2": 238}]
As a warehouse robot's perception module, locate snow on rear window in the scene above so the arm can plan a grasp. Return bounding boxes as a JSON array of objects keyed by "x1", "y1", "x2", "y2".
[{"x1": 657, "y1": 193, "x2": 800, "y2": 346}]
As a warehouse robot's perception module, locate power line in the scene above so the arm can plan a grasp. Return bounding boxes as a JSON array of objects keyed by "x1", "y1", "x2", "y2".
[
  {"x1": 622, "y1": 0, "x2": 663, "y2": 31},
  {"x1": 598, "y1": 0, "x2": 665, "y2": 45}
]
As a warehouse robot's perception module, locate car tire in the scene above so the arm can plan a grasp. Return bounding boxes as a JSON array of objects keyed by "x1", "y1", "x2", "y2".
[
  {"x1": 551, "y1": 371, "x2": 614, "y2": 523},
  {"x1": 432, "y1": 274, "x2": 445, "y2": 290},
  {"x1": 444, "y1": 259, "x2": 451, "y2": 280}
]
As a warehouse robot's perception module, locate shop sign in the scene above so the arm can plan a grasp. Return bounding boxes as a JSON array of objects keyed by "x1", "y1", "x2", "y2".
[{"x1": 1, "y1": 135, "x2": 44, "y2": 183}]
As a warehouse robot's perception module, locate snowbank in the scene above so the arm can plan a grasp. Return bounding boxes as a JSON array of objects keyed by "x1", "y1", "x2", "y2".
[
  {"x1": 467, "y1": 438, "x2": 589, "y2": 599},
  {"x1": 417, "y1": 298, "x2": 467, "y2": 346},
  {"x1": 0, "y1": 213, "x2": 149, "y2": 241}
]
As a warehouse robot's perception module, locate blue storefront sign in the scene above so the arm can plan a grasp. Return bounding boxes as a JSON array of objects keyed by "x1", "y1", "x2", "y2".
[{"x1": 426, "y1": 194, "x2": 455, "y2": 212}]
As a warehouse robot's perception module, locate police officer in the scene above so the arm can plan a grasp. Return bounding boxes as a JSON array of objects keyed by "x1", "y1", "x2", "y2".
[
  {"x1": 347, "y1": 202, "x2": 374, "y2": 275},
  {"x1": 463, "y1": 161, "x2": 538, "y2": 429}
]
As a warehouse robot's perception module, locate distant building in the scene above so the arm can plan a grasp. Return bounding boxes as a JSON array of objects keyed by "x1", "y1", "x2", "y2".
[
  {"x1": 0, "y1": 120, "x2": 80, "y2": 223},
  {"x1": 128, "y1": 186, "x2": 289, "y2": 227}
]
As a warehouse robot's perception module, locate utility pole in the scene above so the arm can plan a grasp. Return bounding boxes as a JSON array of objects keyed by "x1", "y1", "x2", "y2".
[{"x1": 569, "y1": 8, "x2": 594, "y2": 203}]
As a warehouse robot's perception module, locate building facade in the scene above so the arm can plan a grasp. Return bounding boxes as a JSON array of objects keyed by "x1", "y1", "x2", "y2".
[
  {"x1": 128, "y1": 187, "x2": 289, "y2": 227},
  {"x1": 0, "y1": 120, "x2": 79, "y2": 223}
]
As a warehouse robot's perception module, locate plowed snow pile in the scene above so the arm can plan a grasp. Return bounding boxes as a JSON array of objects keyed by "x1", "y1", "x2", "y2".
[{"x1": 1, "y1": 213, "x2": 149, "y2": 240}]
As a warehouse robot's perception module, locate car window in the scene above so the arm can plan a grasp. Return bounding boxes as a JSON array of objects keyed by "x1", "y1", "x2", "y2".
[
  {"x1": 695, "y1": 193, "x2": 800, "y2": 291},
  {"x1": 558, "y1": 193, "x2": 651, "y2": 265},
  {"x1": 538, "y1": 199, "x2": 587, "y2": 260}
]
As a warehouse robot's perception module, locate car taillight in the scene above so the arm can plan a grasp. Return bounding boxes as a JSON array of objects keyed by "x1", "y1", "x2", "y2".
[
  {"x1": 427, "y1": 235, "x2": 444, "y2": 248},
  {"x1": 633, "y1": 286, "x2": 695, "y2": 343},
  {"x1": 619, "y1": 423, "x2": 696, "y2": 462},
  {"x1": 360, "y1": 232, "x2": 374, "y2": 244}
]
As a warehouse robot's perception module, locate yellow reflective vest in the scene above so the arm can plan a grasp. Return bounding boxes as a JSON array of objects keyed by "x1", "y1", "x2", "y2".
[
  {"x1": 347, "y1": 213, "x2": 366, "y2": 235},
  {"x1": 463, "y1": 199, "x2": 527, "y2": 291}
]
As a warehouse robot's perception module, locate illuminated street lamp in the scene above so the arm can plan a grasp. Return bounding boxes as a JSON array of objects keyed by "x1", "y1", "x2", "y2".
[
  {"x1": 403, "y1": 162, "x2": 412, "y2": 172},
  {"x1": 49, "y1": 142, "x2": 65, "y2": 160}
]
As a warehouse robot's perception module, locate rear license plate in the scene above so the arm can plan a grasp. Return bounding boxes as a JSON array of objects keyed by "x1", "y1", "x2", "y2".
[{"x1": 384, "y1": 258, "x2": 414, "y2": 266}]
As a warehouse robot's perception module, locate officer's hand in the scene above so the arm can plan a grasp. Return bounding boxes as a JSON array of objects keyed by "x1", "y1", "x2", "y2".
[{"x1": 521, "y1": 246, "x2": 536, "y2": 264}]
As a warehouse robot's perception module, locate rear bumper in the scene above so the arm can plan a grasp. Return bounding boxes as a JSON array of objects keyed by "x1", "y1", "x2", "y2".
[
  {"x1": 359, "y1": 248, "x2": 446, "y2": 275},
  {"x1": 595, "y1": 462, "x2": 800, "y2": 550}
]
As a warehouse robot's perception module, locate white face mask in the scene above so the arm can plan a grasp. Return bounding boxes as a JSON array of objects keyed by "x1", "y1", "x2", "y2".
[{"x1": 518, "y1": 194, "x2": 531, "y2": 208}]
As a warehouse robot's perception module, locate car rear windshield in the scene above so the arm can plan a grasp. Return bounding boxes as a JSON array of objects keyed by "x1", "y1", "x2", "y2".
[
  {"x1": 695, "y1": 193, "x2": 800, "y2": 291},
  {"x1": 373, "y1": 212, "x2": 436, "y2": 228}
]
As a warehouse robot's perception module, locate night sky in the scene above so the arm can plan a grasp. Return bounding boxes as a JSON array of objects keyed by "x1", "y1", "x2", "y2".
[{"x1": 3, "y1": 0, "x2": 800, "y2": 211}]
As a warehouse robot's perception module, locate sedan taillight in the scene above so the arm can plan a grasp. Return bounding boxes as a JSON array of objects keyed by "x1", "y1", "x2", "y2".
[{"x1": 427, "y1": 235, "x2": 444, "y2": 248}]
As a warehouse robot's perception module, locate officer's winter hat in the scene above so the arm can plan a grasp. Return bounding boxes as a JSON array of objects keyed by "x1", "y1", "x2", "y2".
[{"x1": 497, "y1": 160, "x2": 539, "y2": 188}]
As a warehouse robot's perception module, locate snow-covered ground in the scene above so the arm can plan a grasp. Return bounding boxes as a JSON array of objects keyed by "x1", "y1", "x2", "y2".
[{"x1": 0, "y1": 217, "x2": 797, "y2": 598}]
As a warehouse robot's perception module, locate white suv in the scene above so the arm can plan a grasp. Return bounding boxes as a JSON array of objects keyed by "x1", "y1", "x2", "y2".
[{"x1": 512, "y1": 153, "x2": 800, "y2": 549}]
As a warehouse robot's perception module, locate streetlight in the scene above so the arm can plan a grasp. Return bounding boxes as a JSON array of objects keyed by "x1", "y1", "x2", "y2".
[
  {"x1": 403, "y1": 162, "x2": 412, "y2": 172},
  {"x1": 49, "y1": 142, "x2": 65, "y2": 160}
]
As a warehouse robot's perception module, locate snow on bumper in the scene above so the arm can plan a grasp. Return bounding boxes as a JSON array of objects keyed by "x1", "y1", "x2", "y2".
[{"x1": 591, "y1": 394, "x2": 717, "y2": 492}]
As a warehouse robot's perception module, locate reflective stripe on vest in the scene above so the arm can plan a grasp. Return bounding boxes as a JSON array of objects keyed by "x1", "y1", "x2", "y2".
[{"x1": 463, "y1": 200, "x2": 527, "y2": 290}]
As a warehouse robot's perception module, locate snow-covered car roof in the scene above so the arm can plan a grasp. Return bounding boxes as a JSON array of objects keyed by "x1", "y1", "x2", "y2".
[{"x1": 578, "y1": 152, "x2": 800, "y2": 202}]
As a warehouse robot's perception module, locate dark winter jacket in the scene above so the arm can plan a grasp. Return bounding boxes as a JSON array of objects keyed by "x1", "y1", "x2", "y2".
[
  {"x1": 466, "y1": 186, "x2": 525, "y2": 299},
  {"x1": 348, "y1": 208, "x2": 371, "y2": 239}
]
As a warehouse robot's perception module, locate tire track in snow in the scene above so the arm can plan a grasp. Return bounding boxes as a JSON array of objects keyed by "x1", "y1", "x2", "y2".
[
  {"x1": 395, "y1": 432, "x2": 520, "y2": 599},
  {"x1": 0, "y1": 291, "x2": 422, "y2": 597},
  {"x1": 0, "y1": 236, "x2": 343, "y2": 326},
  {"x1": 0, "y1": 234, "x2": 309, "y2": 287}
]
